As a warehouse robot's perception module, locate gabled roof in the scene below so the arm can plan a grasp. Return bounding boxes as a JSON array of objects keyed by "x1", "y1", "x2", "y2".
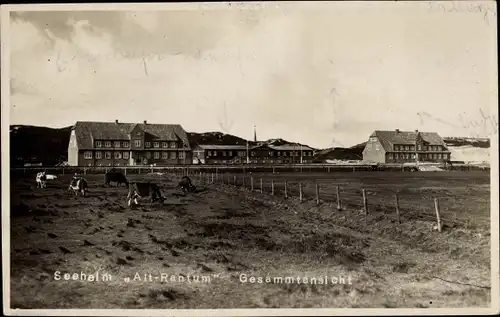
[
  {"x1": 269, "y1": 145, "x2": 314, "y2": 151},
  {"x1": 194, "y1": 144, "x2": 248, "y2": 150},
  {"x1": 72, "y1": 121, "x2": 191, "y2": 150},
  {"x1": 371, "y1": 130, "x2": 448, "y2": 152}
]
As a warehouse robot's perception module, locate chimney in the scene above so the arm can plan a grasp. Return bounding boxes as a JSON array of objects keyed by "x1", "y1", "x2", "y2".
[
  {"x1": 253, "y1": 125, "x2": 257, "y2": 142},
  {"x1": 143, "y1": 120, "x2": 147, "y2": 124},
  {"x1": 395, "y1": 129, "x2": 400, "y2": 133},
  {"x1": 115, "y1": 119, "x2": 119, "y2": 124}
]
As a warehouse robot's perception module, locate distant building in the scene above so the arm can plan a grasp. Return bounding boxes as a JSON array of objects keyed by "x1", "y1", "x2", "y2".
[
  {"x1": 68, "y1": 120, "x2": 192, "y2": 166},
  {"x1": 192, "y1": 145, "x2": 248, "y2": 164},
  {"x1": 362, "y1": 129, "x2": 451, "y2": 164},
  {"x1": 191, "y1": 144, "x2": 315, "y2": 164},
  {"x1": 249, "y1": 144, "x2": 315, "y2": 164}
]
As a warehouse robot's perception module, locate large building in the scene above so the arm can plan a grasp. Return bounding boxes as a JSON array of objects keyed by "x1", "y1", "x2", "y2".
[
  {"x1": 362, "y1": 129, "x2": 451, "y2": 164},
  {"x1": 68, "y1": 120, "x2": 192, "y2": 166},
  {"x1": 192, "y1": 143, "x2": 315, "y2": 164}
]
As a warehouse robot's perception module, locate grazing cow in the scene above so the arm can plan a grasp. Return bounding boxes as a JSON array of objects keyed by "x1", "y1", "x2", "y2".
[
  {"x1": 178, "y1": 176, "x2": 196, "y2": 193},
  {"x1": 68, "y1": 176, "x2": 88, "y2": 196},
  {"x1": 127, "y1": 182, "x2": 164, "y2": 206},
  {"x1": 36, "y1": 171, "x2": 47, "y2": 188},
  {"x1": 104, "y1": 171, "x2": 129, "y2": 187}
]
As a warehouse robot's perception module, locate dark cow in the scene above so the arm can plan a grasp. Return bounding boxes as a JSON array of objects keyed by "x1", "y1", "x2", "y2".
[
  {"x1": 127, "y1": 182, "x2": 164, "y2": 206},
  {"x1": 68, "y1": 176, "x2": 88, "y2": 196},
  {"x1": 104, "y1": 171, "x2": 129, "y2": 187},
  {"x1": 178, "y1": 176, "x2": 196, "y2": 193}
]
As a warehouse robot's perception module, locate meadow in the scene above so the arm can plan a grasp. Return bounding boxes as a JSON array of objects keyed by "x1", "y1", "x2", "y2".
[{"x1": 9, "y1": 170, "x2": 491, "y2": 308}]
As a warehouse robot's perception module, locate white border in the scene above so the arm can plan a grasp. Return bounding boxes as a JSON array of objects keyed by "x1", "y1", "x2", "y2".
[{"x1": 1, "y1": 2, "x2": 499, "y2": 316}]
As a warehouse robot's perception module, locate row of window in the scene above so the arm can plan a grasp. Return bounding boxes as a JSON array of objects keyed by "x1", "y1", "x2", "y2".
[
  {"x1": 84, "y1": 151, "x2": 185, "y2": 160},
  {"x1": 94, "y1": 140, "x2": 178, "y2": 148},
  {"x1": 388, "y1": 153, "x2": 450, "y2": 160},
  {"x1": 210, "y1": 159, "x2": 302, "y2": 164},
  {"x1": 394, "y1": 145, "x2": 444, "y2": 152},
  {"x1": 206, "y1": 150, "x2": 313, "y2": 157}
]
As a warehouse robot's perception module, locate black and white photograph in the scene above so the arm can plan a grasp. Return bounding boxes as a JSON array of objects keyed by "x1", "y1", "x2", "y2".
[{"x1": 1, "y1": 1, "x2": 498, "y2": 315}]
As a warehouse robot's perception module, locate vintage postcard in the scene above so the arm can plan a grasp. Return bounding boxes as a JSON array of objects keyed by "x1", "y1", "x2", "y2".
[{"x1": 1, "y1": 1, "x2": 498, "y2": 316}]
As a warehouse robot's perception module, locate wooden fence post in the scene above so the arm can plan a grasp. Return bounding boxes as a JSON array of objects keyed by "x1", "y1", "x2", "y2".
[
  {"x1": 284, "y1": 181, "x2": 288, "y2": 199},
  {"x1": 362, "y1": 189, "x2": 368, "y2": 224},
  {"x1": 299, "y1": 182, "x2": 303, "y2": 202},
  {"x1": 434, "y1": 198, "x2": 442, "y2": 232},
  {"x1": 394, "y1": 193, "x2": 401, "y2": 224},
  {"x1": 260, "y1": 178, "x2": 263, "y2": 193},
  {"x1": 271, "y1": 180, "x2": 275, "y2": 196},
  {"x1": 251, "y1": 177, "x2": 254, "y2": 191},
  {"x1": 316, "y1": 183, "x2": 320, "y2": 205},
  {"x1": 336, "y1": 185, "x2": 341, "y2": 211}
]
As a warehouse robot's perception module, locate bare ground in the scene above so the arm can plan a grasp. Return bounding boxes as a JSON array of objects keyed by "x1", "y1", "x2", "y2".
[{"x1": 9, "y1": 171, "x2": 491, "y2": 308}]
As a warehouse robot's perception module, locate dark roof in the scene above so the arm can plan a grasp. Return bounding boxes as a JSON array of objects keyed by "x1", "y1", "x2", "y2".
[
  {"x1": 372, "y1": 130, "x2": 449, "y2": 152},
  {"x1": 269, "y1": 145, "x2": 314, "y2": 151},
  {"x1": 194, "y1": 144, "x2": 248, "y2": 150},
  {"x1": 73, "y1": 121, "x2": 191, "y2": 150}
]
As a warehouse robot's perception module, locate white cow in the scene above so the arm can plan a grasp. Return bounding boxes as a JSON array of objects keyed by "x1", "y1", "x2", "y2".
[{"x1": 36, "y1": 171, "x2": 47, "y2": 188}]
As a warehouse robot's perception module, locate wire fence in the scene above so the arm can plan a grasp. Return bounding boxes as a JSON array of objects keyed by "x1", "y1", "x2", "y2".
[
  {"x1": 183, "y1": 170, "x2": 489, "y2": 232},
  {"x1": 10, "y1": 162, "x2": 488, "y2": 176}
]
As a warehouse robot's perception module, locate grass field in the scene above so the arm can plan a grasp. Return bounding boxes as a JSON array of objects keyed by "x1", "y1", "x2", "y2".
[{"x1": 8, "y1": 170, "x2": 491, "y2": 308}]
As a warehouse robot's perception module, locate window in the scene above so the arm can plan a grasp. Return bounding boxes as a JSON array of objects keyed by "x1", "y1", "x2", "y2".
[
  {"x1": 145, "y1": 142, "x2": 151, "y2": 148},
  {"x1": 369, "y1": 137, "x2": 377, "y2": 142},
  {"x1": 388, "y1": 153, "x2": 393, "y2": 159},
  {"x1": 95, "y1": 152, "x2": 102, "y2": 159},
  {"x1": 153, "y1": 142, "x2": 159, "y2": 148},
  {"x1": 96, "y1": 141, "x2": 102, "y2": 148},
  {"x1": 251, "y1": 152, "x2": 256, "y2": 157},
  {"x1": 114, "y1": 141, "x2": 121, "y2": 148},
  {"x1": 438, "y1": 153, "x2": 442, "y2": 159},
  {"x1": 114, "y1": 152, "x2": 122, "y2": 159},
  {"x1": 417, "y1": 145, "x2": 422, "y2": 151},
  {"x1": 238, "y1": 151, "x2": 245, "y2": 157},
  {"x1": 170, "y1": 142, "x2": 177, "y2": 148},
  {"x1": 84, "y1": 151, "x2": 93, "y2": 159},
  {"x1": 229, "y1": 151, "x2": 233, "y2": 156},
  {"x1": 423, "y1": 146, "x2": 428, "y2": 151},
  {"x1": 146, "y1": 152, "x2": 151, "y2": 159},
  {"x1": 223, "y1": 151, "x2": 227, "y2": 156},
  {"x1": 105, "y1": 141, "x2": 112, "y2": 148},
  {"x1": 134, "y1": 140, "x2": 141, "y2": 147},
  {"x1": 395, "y1": 153, "x2": 399, "y2": 159},
  {"x1": 411, "y1": 154, "x2": 416, "y2": 159},
  {"x1": 154, "y1": 152, "x2": 160, "y2": 159},
  {"x1": 162, "y1": 142, "x2": 168, "y2": 148},
  {"x1": 178, "y1": 152, "x2": 185, "y2": 159},
  {"x1": 123, "y1": 152, "x2": 129, "y2": 159},
  {"x1": 122, "y1": 141, "x2": 129, "y2": 148},
  {"x1": 405, "y1": 153, "x2": 409, "y2": 159},
  {"x1": 105, "y1": 152, "x2": 111, "y2": 159},
  {"x1": 162, "y1": 152, "x2": 169, "y2": 159},
  {"x1": 170, "y1": 152, "x2": 177, "y2": 159}
]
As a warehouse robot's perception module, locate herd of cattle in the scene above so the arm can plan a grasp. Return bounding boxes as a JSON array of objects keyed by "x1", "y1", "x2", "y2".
[{"x1": 35, "y1": 170, "x2": 197, "y2": 206}]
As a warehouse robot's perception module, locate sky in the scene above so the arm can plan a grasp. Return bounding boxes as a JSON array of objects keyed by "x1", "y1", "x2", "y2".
[{"x1": 5, "y1": 1, "x2": 498, "y2": 148}]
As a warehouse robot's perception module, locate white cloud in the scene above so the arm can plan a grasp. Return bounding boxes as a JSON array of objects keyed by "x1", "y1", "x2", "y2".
[{"x1": 8, "y1": 3, "x2": 498, "y2": 148}]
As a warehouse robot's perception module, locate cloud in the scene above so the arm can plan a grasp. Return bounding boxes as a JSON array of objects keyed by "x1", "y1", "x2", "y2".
[{"x1": 8, "y1": 3, "x2": 498, "y2": 148}]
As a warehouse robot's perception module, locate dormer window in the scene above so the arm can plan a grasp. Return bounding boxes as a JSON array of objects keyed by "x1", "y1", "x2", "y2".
[
  {"x1": 153, "y1": 142, "x2": 159, "y2": 148},
  {"x1": 170, "y1": 142, "x2": 177, "y2": 148},
  {"x1": 145, "y1": 142, "x2": 151, "y2": 148},
  {"x1": 162, "y1": 142, "x2": 168, "y2": 148},
  {"x1": 95, "y1": 141, "x2": 102, "y2": 148},
  {"x1": 105, "y1": 141, "x2": 112, "y2": 148},
  {"x1": 114, "y1": 141, "x2": 121, "y2": 148}
]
